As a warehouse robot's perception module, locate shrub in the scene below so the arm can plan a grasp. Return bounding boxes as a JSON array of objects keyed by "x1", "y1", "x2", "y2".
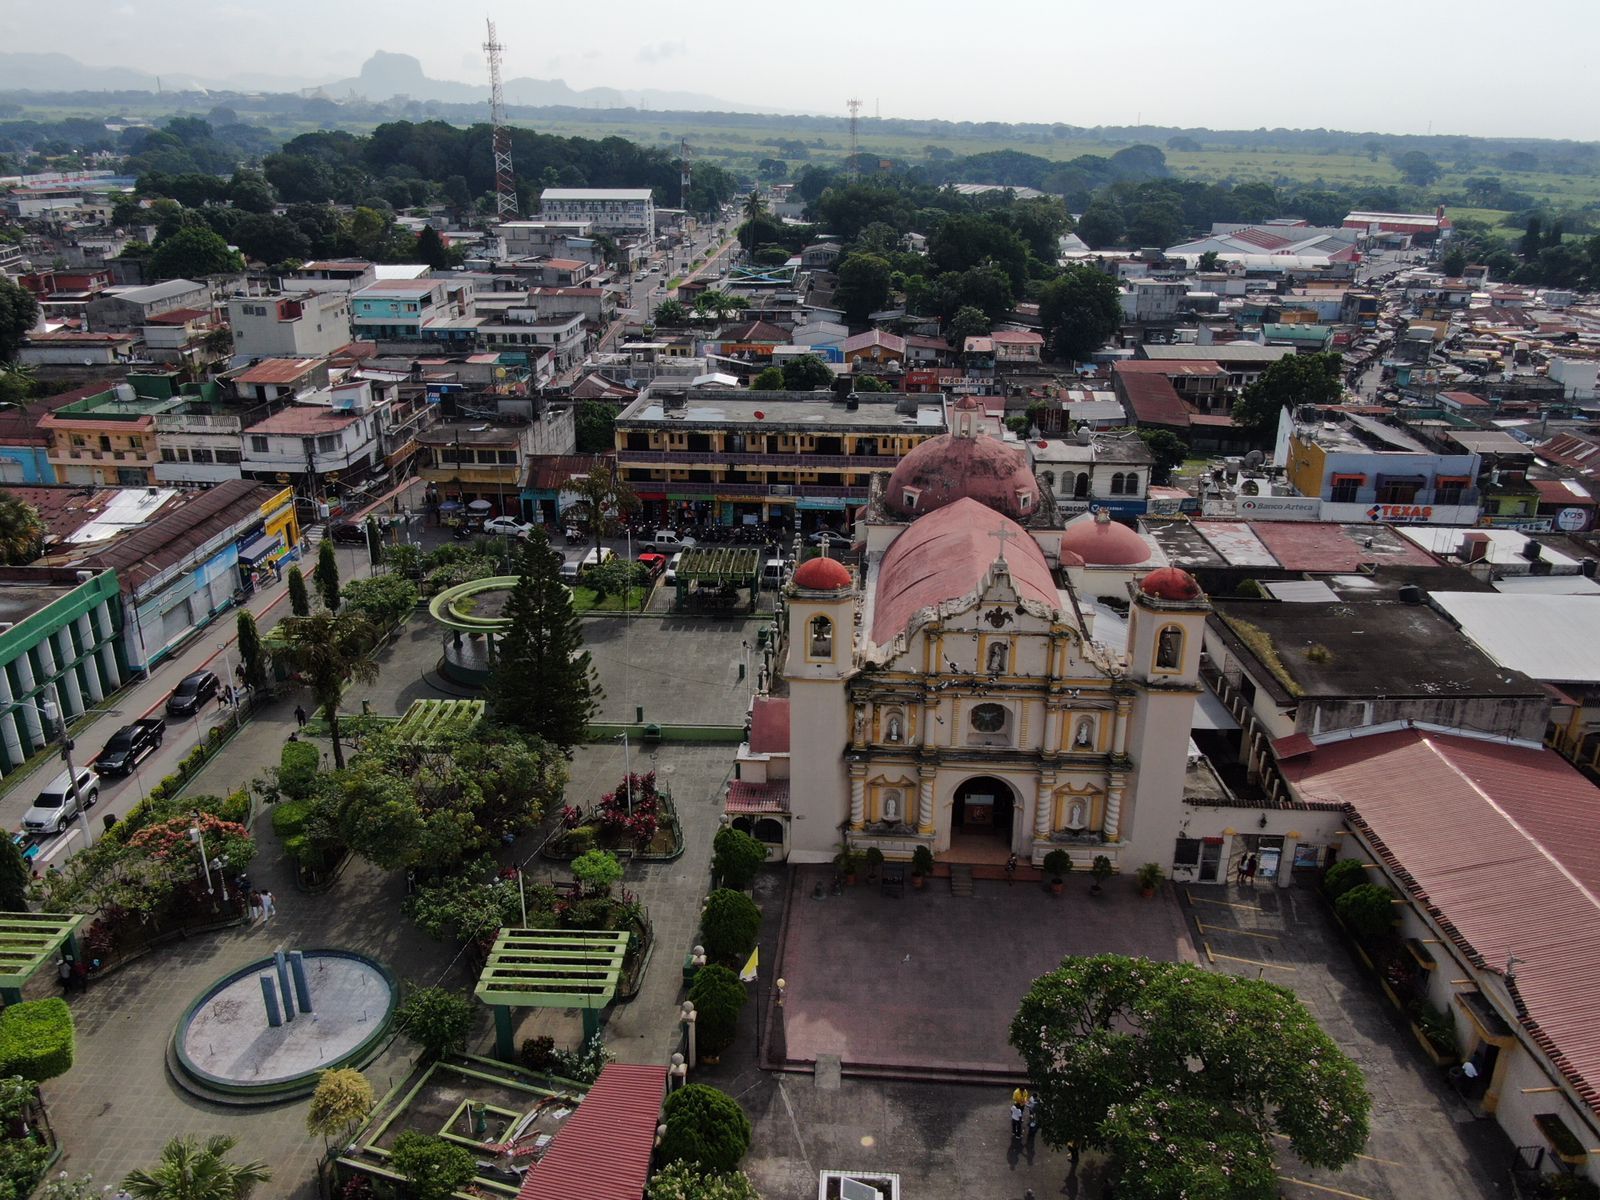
[
  {"x1": 395, "y1": 986, "x2": 475, "y2": 1058},
  {"x1": 1336, "y1": 883, "x2": 1397, "y2": 946},
  {"x1": 390, "y1": 1132, "x2": 475, "y2": 1200},
  {"x1": 688, "y1": 964, "x2": 747, "y2": 1057},
  {"x1": 563, "y1": 826, "x2": 597, "y2": 855},
  {"x1": 657, "y1": 1084, "x2": 751, "y2": 1173},
  {"x1": 864, "y1": 847, "x2": 884, "y2": 873},
  {"x1": 911, "y1": 845, "x2": 934, "y2": 876},
  {"x1": 699, "y1": 889, "x2": 760, "y2": 966},
  {"x1": 279, "y1": 740, "x2": 320, "y2": 802},
  {"x1": 271, "y1": 796, "x2": 316, "y2": 838},
  {"x1": 571, "y1": 849, "x2": 623, "y2": 895},
  {"x1": 1042, "y1": 849, "x2": 1072, "y2": 879},
  {"x1": 548, "y1": 1029, "x2": 610, "y2": 1083},
  {"x1": 1135, "y1": 862, "x2": 1164, "y2": 891},
  {"x1": 306, "y1": 1067, "x2": 374, "y2": 1137},
  {"x1": 520, "y1": 1035, "x2": 556, "y2": 1071},
  {"x1": 0, "y1": 999, "x2": 74, "y2": 1082},
  {"x1": 712, "y1": 826, "x2": 766, "y2": 890},
  {"x1": 646, "y1": 1163, "x2": 760, "y2": 1200},
  {"x1": 1322, "y1": 858, "x2": 1367, "y2": 901}
]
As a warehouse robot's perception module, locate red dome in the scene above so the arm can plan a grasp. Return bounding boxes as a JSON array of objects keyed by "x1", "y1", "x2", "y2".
[
  {"x1": 1058, "y1": 511, "x2": 1152, "y2": 566},
  {"x1": 885, "y1": 431, "x2": 1040, "y2": 520},
  {"x1": 792, "y1": 557, "x2": 852, "y2": 591},
  {"x1": 1139, "y1": 566, "x2": 1203, "y2": 601}
]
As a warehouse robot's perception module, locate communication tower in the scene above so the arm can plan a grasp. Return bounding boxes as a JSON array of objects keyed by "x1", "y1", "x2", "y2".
[
  {"x1": 483, "y1": 19, "x2": 517, "y2": 219},
  {"x1": 847, "y1": 98, "x2": 863, "y2": 182}
]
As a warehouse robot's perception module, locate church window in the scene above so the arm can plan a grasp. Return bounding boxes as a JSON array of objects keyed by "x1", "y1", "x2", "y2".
[
  {"x1": 1124, "y1": 472, "x2": 1140, "y2": 494},
  {"x1": 1110, "y1": 472, "x2": 1126, "y2": 495},
  {"x1": 1155, "y1": 625, "x2": 1184, "y2": 671},
  {"x1": 902, "y1": 486, "x2": 920, "y2": 510},
  {"x1": 809, "y1": 615, "x2": 833, "y2": 657},
  {"x1": 970, "y1": 704, "x2": 1008, "y2": 735},
  {"x1": 1017, "y1": 489, "x2": 1032, "y2": 512}
]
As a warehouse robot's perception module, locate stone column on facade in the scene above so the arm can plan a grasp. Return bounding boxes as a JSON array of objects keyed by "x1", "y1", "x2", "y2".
[
  {"x1": 848, "y1": 763, "x2": 866, "y2": 831},
  {"x1": 1034, "y1": 771, "x2": 1056, "y2": 840},
  {"x1": 74, "y1": 616, "x2": 104, "y2": 703},
  {"x1": 52, "y1": 634, "x2": 83, "y2": 717},
  {"x1": 0, "y1": 665, "x2": 21, "y2": 769},
  {"x1": 12, "y1": 652, "x2": 41, "y2": 749},
  {"x1": 1113, "y1": 697, "x2": 1130, "y2": 756},
  {"x1": 1104, "y1": 776, "x2": 1125, "y2": 842},
  {"x1": 1043, "y1": 701, "x2": 1064, "y2": 755},
  {"x1": 917, "y1": 765, "x2": 936, "y2": 835}
]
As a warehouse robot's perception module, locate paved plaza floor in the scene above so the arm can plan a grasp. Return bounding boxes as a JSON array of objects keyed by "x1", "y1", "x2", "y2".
[{"x1": 773, "y1": 866, "x2": 1197, "y2": 1076}]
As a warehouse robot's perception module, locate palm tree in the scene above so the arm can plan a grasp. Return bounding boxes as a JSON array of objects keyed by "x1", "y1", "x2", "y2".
[
  {"x1": 693, "y1": 290, "x2": 741, "y2": 323},
  {"x1": 0, "y1": 492, "x2": 44, "y2": 564},
  {"x1": 653, "y1": 298, "x2": 689, "y2": 327},
  {"x1": 270, "y1": 611, "x2": 378, "y2": 770},
  {"x1": 123, "y1": 1134, "x2": 270, "y2": 1200},
  {"x1": 560, "y1": 460, "x2": 639, "y2": 566},
  {"x1": 740, "y1": 189, "x2": 767, "y2": 255}
]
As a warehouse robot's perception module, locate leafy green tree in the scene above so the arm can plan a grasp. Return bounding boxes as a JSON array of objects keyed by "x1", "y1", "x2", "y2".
[
  {"x1": 562, "y1": 459, "x2": 638, "y2": 566},
  {"x1": 415, "y1": 225, "x2": 455, "y2": 270},
  {"x1": 947, "y1": 305, "x2": 992, "y2": 344},
  {"x1": 490, "y1": 533, "x2": 601, "y2": 748},
  {"x1": 1197, "y1": 250, "x2": 1221, "y2": 271},
  {"x1": 585, "y1": 557, "x2": 643, "y2": 605},
  {"x1": 390, "y1": 1132, "x2": 476, "y2": 1200},
  {"x1": 1010, "y1": 955, "x2": 1369, "y2": 1189},
  {"x1": 688, "y1": 964, "x2": 748, "y2": 1056},
  {"x1": 1440, "y1": 245, "x2": 1468, "y2": 276},
  {"x1": 0, "y1": 276, "x2": 40, "y2": 362},
  {"x1": 927, "y1": 264, "x2": 1015, "y2": 324},
  {"x1": 654, "y1": 298, "x2": 690, "y2": 326},
  {"x1": 659, "y1": 1085, "x2": 752, "y2": 1173},
  {"x1": 0, "y1": 492, "x2": 44, "y2": 564},
  {"x1": 834, "y1": 252, "x2": 893, "y2": 323},
  {"x1": 1231, "y1": 351, "x2": 1343, "y2": 433},
  {"x1": 1335, "y1": 883, "x2": 1396, "y2": 945},
  {"x1": 1137, "y1": 428, "x2": 1189, "y2": 485},
  {"x1": 269, "y1": 611, "x2": 378, "y2": 770},
  {"x1": 287, "y1": 565, "x2": 310, "y2": 616},
  {"x1": 149, "y1": 225, "x2": 244, "y2": 280},
  {"x1": 1125, "y1": 196, "x2": 1187, "y2": 248},
  {"x1": 699, "y1": 888, "x2": 760, "y2": 965},
  {"x1": 1037, "y1": 267, "x2": 1123, "y2": 363},
  {"x1": 121, "y1": 1135, "x2": 270, "y2": 1200},
  {"x1": 572, "y1": 848, "x2": 624, "y2": 895},
  {"x1": 1521, "y1": 215, "x2": 1544, "y2": 261},
  {"x1": 1076, "y1": 199, "x2": 1125, "y2": 249},
  {"x1": 853, "y1": 374, "x2": 892, "y2": 393},
  {"x1": 1102, "y1": 1093, "x2": 1277, "y2": 1200},
  {"x1": 0, "y1": 835, "x2": 29, "y2": 910},
  {"x1": 314, "y1": 537, "x2": 341, "y2": 610},
  {"x1": 1391, "y1": 150, "x2": 1440, "y2": 187},
  {"x1": 575, "y1": 401, "x2": 617, "y2": 453},
  {"x1": 306, "y1": 1067, "x2": 374, "y2": 1139},
  {"x1": 694, "y1": 290, "x2": 742, "y2": 322},
  {"x1": 231, "y1": 212, "x2": 311, "y2": 265},
  {"x1": 235, "y1": 611, "x2": 268, "y2": 692},
  {"x1": 751, "y1": 365, "x2": 785, "y2": 390},
  {"x1": 712, "y1": 825, "x2": 767, "y2": 890},
  {"x1": 340, "y1": 573, "x2": 418, "y2": 631},
  {"x1": 396, "y1": 986, "x2": 476, "y2": 1059},
  {"x1": 646, "y1": 1162, "x2": 760, "y2": 1200},
  {"x1": 781, "y1": 355, "x2": 834, "y2": 391}
]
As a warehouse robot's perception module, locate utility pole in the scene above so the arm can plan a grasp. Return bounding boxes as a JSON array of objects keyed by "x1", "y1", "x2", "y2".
[
  {"x1": 847, "y1": 99, "x2": 863, "y2": 182},
  {"x1": 484, "y1": 19, "x2": 517, "y2": 220}
]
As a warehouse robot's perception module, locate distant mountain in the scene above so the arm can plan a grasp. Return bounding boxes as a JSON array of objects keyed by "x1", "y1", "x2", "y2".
[
  {"x1": 319, "y1": 51, "x2": 765, "y2": 114},
  {"x1": 0, "y1": 51, "x2": 316, "y2": 95}
]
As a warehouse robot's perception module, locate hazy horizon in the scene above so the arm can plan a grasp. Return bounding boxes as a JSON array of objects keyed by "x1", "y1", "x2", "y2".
[{"x1": 3, "y1": 0, "x2": 1597, "y2": 142}]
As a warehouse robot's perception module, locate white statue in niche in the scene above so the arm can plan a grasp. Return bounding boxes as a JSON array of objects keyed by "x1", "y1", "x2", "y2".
[
  {"x1": 1066, "y1": 799, "x2": 1087, "y2": 830},
  {"x1": 882, "y1": 789, "x2": 902, "y2": 823},
  {"x1": 1074, "y1": 719, "x2": 1093, "y2": 748},
  {"x1": 886, "y1": 713, "x2": 902, "y2": 742},
  {"x1": 987, "y1": 641, "x2": 1009, "y2": 674}
]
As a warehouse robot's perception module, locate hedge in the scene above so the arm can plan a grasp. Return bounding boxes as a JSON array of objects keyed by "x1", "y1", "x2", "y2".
[
  {"x1": 1322, "y1": 858, "x2": 1367, "y2": 901},
  {"x1": 279, "y1": 740, "x2": 320, "y2": 801},
  {"x1": 271, "y1": 797, "x2": 316, "y2": 839},
  {"x1": 0, "y1": 999, "x2": 74, "y2": 1082}
]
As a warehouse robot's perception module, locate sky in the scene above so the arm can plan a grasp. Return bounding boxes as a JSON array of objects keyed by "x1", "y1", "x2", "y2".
[{"x1": 3, "y1": 0, "x2": 1598, "y2": 141}]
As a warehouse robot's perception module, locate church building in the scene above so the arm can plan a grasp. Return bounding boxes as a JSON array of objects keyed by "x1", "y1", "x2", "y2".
[{"x1": 731, "y1": 398, "x2": 1212, "y2": 872}]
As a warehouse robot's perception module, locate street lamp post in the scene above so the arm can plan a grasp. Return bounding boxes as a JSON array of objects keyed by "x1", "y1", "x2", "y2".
[
  {"x1": 615, "y1": 732, "x2": 633, "y2": 816},
  {"x1": 41, "y1": 686, "x2": 93, "y2": 850},
  {"x1": 188, "y1": 813, "x2": 228, "y2": 902}
]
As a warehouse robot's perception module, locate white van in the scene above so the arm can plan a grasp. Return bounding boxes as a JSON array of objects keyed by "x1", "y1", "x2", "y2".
[{"x1": 762, "y1": 559, "x2": 789, "y2": 587}]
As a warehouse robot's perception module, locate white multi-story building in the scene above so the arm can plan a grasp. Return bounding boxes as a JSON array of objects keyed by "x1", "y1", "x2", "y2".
[
  {"x1": 538, "y1": 189, "x2": 656, "y2": 239},
  {"x1": 478, "y1": 310, "x2": 587, "y2": 371},
  {"x1": 226, "y1": 291, "x2": 352, "y2": 359}
]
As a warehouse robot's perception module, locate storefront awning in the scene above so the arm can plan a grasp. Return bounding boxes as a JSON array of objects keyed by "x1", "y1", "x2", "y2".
[{"x1": 238, "y1": 533, "x2": 283, "y2": 564}]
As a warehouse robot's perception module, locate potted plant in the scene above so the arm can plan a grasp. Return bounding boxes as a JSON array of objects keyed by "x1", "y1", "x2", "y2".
[
  {"x1": 1042, "y1": 849, "x2": 1072, "y2": 896},
  {"x1": 834, "y1": 845, "x2": 862, "y2": 886},
  {"x1": 864, "y1": 846, "x2": 885, "y2": 881},
  {"x1": 1090, "y1": 854, "x2": 1114, "y2": 895},
  {"x1": 1136, "y1": 862, "x2": 1164, "y2": 897},
  {"x1": 911, "y1": 845, "x2": 934, "y2": 890}
]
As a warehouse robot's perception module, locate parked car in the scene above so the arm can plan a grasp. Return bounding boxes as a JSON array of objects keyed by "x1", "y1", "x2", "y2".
[
  {"x1": 327, "y1": 522, "x2": 370, "y2": 545},
  {"x1": 483, "y1": 516, "x2": 536, "y2": 539},
  {"x1": 95, "y1": 717, "x2": 165, "y2": 777},
  {"x1": 559, "y1": 559, "x2": 580, "y2": 583},
  {"x1": 637, "y1": 552, "x2": 667, "y2": 581},
  {"x1": 762, "y1": 559, "x2": 791, "y2": 588},
  {"x1": 165, "y1": 669, "x2": 221, "y2": 716},
  {"x1": 664, "y1": 552, "x2": 684, "y2": 586},
  {"x1": 642, "y1": 530, "x2": 697, "y2": 553},
  {"x1": 22, "y1": 766, "x2": 99, "y2": 835}
]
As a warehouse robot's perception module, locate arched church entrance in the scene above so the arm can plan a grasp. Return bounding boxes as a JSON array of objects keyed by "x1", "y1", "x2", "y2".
[{"x1": 947, "y1": 776, "x2": 1017, "y2": 863}]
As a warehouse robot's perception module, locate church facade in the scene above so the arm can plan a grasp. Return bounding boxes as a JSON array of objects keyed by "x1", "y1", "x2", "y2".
[{"x1": 742, "y1": 401, "x2": 1213, "y2": 872}]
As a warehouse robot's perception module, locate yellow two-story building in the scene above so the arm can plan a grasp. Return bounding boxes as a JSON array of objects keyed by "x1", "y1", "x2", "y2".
[
  {"x1": 613, "y1": 389, "x2": 948, "y2": 531},
  {"x1": 39, "y1": 381, "x2": 186, "y2": 487}
]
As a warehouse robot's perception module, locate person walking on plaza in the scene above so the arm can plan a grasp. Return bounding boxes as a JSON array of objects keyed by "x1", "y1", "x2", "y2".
[
  {"x1": 259, "y1": 890, "x2": 277, "y2": 922},
  {"x1": 1005, "y1": 853, "x2": 1018, "y2": 886},
  {"x1": 1235, "y1": 855, "x2": 1249, "y2": 887},
  {"x1": 1009, "y1": 1100, "x2": 1024, "y2": 1142},
  {"x1": 294, "y1": 705, "x2": 307, "y2": 728},
  {"x1": 1025, "y1": 1094, "x2": 1039, "y2": 1145},
  {"x1": 1244, "y1": 853, "x2": 1259, "y2": 886}
]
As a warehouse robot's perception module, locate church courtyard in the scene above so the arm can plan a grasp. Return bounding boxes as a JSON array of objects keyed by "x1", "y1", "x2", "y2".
[{"x1": 771, "y1": 865, "x2": 1197, "y2": 1076}]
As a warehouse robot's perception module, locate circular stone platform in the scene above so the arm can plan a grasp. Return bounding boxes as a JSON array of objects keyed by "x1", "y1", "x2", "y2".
[{"x1": 171, "y1": 950, "x2": 397, "y2": 1103}]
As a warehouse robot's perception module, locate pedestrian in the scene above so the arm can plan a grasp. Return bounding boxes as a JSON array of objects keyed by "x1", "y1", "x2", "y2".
[
  {"x1": 294, "y1": 705, "x2": 307, "y2": 728},
  {"x1": 1068, "y1": 1138, "x2": 1081, "y2": 1172},
  {"x1": 259, "y1": 890, "x2": 277, "y2": 921},
  {"x1": 1005, "y1": 853, "x2": 1018, "y2": 886},
  {"x1": 1009, "y1": 1101, "x2": 1024, "y2": 1142},
  {"x1": 216, "y1": 685, "x2": 229, "y2": 710},
  {"x1": 57, "y1": 956, "x2": 72, "y2": 994},
  {"x1": 1245, "y1": 853, "x2": 1259, "y2": 885},
  {"x1": 1025, "y1": 1094, "x2": 1039, "y2": 1144},
  {"x1": 1012, "y1": 1084, "x2": 1030, "y2": 1107},
  {"x1": 71, "y1": 957, "x2": 88, "y2": 992},
  {"x1": 248, "y1": 890, "x2": 262, "y2": 923},
  {"x1": 1235, "y1": 855, "x2": 1249, "y2": 887}
]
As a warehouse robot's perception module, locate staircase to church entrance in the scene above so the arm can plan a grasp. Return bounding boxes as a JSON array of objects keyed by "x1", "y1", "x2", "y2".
[{"x1": 949, "y1": 864, "x2": 973, "y2": 896}]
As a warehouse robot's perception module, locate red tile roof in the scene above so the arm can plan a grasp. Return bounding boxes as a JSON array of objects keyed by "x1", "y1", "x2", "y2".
[
  {"x1": 1115, "y1": 372, "x2": 1191, "y2": 427},
  {"x1": 516, "y1": 1064, "x2": 666, "y2": 1200},
  {"x1": 1247, "y1": 521, "x2": 1441, "y2": 572},
  {"x1": 726, "y1": 780, "x2": 790, "y2": 813},
  {"x1": 232, "y1": 358, "x2": 323, "y2": 386},
  {"x1": 143, "y1": 307, "x2": 210, "y2": 325},
  {"x1": 1281, "y1": 728, "x2": 1600, "y2": 1117},
  {"x1": 243, "y1": 406, "x2": 362, "y2": 436},
  {"x1": 748, "y1": 696, "x2": 790, "y2": 754},
  {"x1": 872, "y1": 497, "x2": 1057, "y2": 643},
  {"x1": 1439, "y1": 390, "x2": 1488, "y2": 406}
]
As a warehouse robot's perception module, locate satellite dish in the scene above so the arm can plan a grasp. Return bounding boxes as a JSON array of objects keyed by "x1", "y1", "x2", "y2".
[
  {"x1": 1244, "y1": 449, "x2": 1264, "y2": 467},
  {"x1": 753, "y1": 410, "x2": 765, "y2": 419},
  {"x1": 1036, "y1": 439, "x2": 1049, "y2": 449}
]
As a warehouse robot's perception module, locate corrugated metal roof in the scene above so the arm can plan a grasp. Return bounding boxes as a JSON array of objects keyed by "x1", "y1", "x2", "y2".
[
  {"x1": 748, "y1": 696, "x2": 790, "y2": 755},
  {"x1": 517, "y1": 1063, "x2": 666, "y2": 1200},
  {"x1": 1282, "y1": 729, "x2": 1600, "y2": 1117},
  {"x1": 1430, "y1": 592, "x2": 1600, "y2": 684}
]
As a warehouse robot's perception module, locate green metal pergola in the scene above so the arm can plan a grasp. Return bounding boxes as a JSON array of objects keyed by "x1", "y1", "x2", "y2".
[
  {"x1": 0, "y1": 913, "x2": 86, "y2": 1004},
  {"x1": 672, "y1": 546, "x2": 761, "y2": 613},
  {"x1": 475, "y1": 928, "x2": 632, "y2": 1061}
]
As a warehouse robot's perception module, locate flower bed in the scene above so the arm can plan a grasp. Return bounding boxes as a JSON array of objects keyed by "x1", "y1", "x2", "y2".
[{"x1": 544, "y1": 771, "x2": 684, "y2": 861}]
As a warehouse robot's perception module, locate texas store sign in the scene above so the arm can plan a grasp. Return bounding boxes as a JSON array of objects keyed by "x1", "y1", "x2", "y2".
[{"x1": 1319, "y1": 501, "x2": 1479, "y2": 525}]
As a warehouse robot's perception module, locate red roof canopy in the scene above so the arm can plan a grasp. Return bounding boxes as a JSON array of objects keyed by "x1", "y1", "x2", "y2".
[{"x1": 516, "y1": 1064, "x2": 667, "y2": 1200}]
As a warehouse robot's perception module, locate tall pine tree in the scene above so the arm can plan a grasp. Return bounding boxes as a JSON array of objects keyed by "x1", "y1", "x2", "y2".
[
  {"x1": 288, "y1": 565, "x2": 311, "y2": 616},
  {"x1": 0, "y1": 835, "x2": 29, "y2": 911},
  {"x1": 489, "y1": 531, "x2": 600, "y2": 748},
  {"x1": 236, "y1": 610, "x2": 269, "y2": 691},
  {"x1": 315, "y1": 537, "x2": 341, "y2": 610}
]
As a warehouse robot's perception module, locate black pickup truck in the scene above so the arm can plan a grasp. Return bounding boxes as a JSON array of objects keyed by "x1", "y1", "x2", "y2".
[{"x1": 95, "y1": 717, "x2": 165, "y2": 776}]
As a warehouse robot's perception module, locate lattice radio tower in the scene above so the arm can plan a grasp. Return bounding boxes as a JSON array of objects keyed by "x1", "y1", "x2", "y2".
[
  {"x1": 484, "y1": 19, "x2": 517, "y2": 219},
  {"x1": 847, "y1": 98, "x2": 863, "y2": 182},
  {"x1": 679, "y1": 137, "x2": 694, "y2": 212}
]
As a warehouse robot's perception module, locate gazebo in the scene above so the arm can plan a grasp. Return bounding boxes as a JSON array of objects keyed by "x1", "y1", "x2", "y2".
[
  {"x1": 475, "y1": 928, "x2": 631, "y2": 1060},
  {"x1": 0, "y1": 912, "x2": 85, "y2": 1004},
  {"x1": 671, "y1": 546, "x2": 761, "y2": 613}
]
